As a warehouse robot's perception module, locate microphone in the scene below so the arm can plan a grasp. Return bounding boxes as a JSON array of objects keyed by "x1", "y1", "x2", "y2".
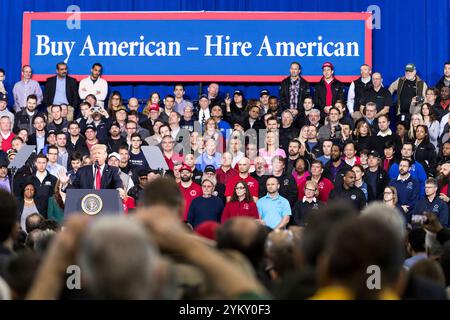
[{"x1": 95, "y1": 160, "x2": 100, "y2": 169}]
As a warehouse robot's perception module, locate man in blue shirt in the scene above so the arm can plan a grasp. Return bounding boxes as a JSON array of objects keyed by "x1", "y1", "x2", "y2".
[
  {"x1": 195, "y1": 138, "x2": 222, "y2": 171},
  {"x1": 257, "y1": 176, "x2": 291, "y2": 230},
  {"x1": 410, "y1": 178, "x2": 449, "y2": 227},
  {"x1": 389, "y1": 142, "x2": 427, "y2": 198},
  {"x1": 389, "y1": 158, "x2": 420, "y2": 216}
]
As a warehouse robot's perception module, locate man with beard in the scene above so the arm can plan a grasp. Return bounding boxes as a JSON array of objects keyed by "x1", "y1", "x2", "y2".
[
  {"x1": 329, "y1": 169, "x2": 366, "y2": 211},
  {"x1": 66, "y1": 121, "x2": 88, "y2": 157},
  {"x1": 267, "y1": 96, "x2": 282, "y2": 120},
  {"x1": 178, "y1": 164, "x2": 202, "y2": 222},
  {"x1": 279, "y1": 62, "x2": 311, "y2": 117},
  {"x1": 389, "y1": 159, "x2": 420, "y2": 215},
  {"x1": 388, "y1": 142, "x2": 427, "y2": 198},
  {"x1": 323, "y1": 143, "x2": 351, "y2": 184},
  {"x1": 389, "y1": 63, "x2": 428, "y2": 120},
  {"x1": 438, "y1": 141, "x2": 450, "y2": 165},
  {"x1": 437, "y1": 162, "x2": 450, "y2": 215},
  {"x1": 14, "y1": 94, "x2": 38, "y2": 134},
  {"x1": 106, "y1": 121, "x2": 127, "y2": 154},
  {"x1": 279, "y1": 110, "x2": 299, "y2": 154},
  {"x1": 286, "y1": 139, "x2": 302, "y2": 175}
]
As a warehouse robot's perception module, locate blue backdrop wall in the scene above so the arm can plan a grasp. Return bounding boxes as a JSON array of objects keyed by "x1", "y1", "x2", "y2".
[{"x1": 0, "y1": 0, "x2": 449, "y2": 106}]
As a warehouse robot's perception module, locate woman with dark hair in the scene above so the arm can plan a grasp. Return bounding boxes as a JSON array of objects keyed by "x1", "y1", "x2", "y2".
[
  {"x1": 142, "y1": 92, "x2": 162, "y2": 116},
  {"x1": 17, "y1": 181, "x2": 46, "y2": 232},
  {"x1": 414, "y1": 124, "x2": 437, "y2": 176},
  {"x1": 107, "y1": 91, "x2": 123, "y2": 117},
  {"x1": 292, "y1": 157, "x2": 310, "y2": 185},
  {"x1": 353, "y1": 121, "x2": 372, "y2": 152},
  {"x1": 396, "y1": 121, "x2": 410, "y2": 144},
  {"x1": 225, "y1": 90, "x2": 248, "y2": 123},
  {"x1": 221, "y1": 181, "x2": 259, "y2": 223},
  {"x1": 47, "y1": 180, "x2": 66, "y2": 224},
  {"x1": 421, "y1": 103, "x2": 440, "y2": 150}
]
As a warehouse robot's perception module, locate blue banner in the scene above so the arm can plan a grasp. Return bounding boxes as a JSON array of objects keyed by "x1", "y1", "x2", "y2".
[{"x1": 23, "y1": 12, "x2": 372, "y2": 82}]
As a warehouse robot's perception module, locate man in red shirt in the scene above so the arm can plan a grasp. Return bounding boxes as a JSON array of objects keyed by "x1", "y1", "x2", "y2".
[
  {"x1": 0, "y1": 116, "x2": 15, "y2": 153},
  {"x1": 178, "y1": 163, "x2": 202, "y2": 221},
  {"x1": 216, "y1": 152, "x2": 238, "y2": 185},
  {"x1": 313, "y1": 62, "x2": 345, "y2": 116},
  {"x1": 225, "y1": 157, "x2": 259, "y2": 202}
]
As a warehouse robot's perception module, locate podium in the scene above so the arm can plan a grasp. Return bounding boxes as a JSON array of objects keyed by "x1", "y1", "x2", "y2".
[{"x1": 64, "y1": 189, "x2": 124, "y2": 219}]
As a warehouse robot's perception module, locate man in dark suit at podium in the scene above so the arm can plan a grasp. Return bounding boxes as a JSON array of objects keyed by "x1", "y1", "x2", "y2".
[{"x1": 60, "y1": 144, "x2": 124, "y2": 197}]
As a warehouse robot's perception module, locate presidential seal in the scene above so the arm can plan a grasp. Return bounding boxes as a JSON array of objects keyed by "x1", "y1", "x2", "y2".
[{"x1": 81, "y1": 194, "x2": 103, "y2": 216}]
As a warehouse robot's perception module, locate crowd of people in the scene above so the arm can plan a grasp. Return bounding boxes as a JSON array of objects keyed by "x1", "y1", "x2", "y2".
[{"x1": 0, "y1": 59, "x2": 450, "y2": 299}]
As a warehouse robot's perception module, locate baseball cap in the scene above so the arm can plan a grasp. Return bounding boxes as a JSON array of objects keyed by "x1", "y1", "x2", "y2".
[
  {"x1": 322, "y1": 62, "x2": 334, "y2": 70},
  {"x1": 110, "y1": 121, "x2": 121, "y2": 129},
  {"x1": 260, "y1": 89, "x2": 270, "y2": 97},
  {"x1": 149, "y1": 104, "x2": 160, "y2": 112},
  {"x1": 179, "y1": 164, "x2": 192, "y2": 173},
  {"x1": 85, "y1": 124, "x2": 96, "y2": 132},
  {"x1": 405, "y1": 63, "x2": 416, "y2": 72},
  {"x1": 195, "y1": 221, "x2": 220, "y2": 240},
  {"x1": 234, "y1": 90, "x2": 243, "y2": 96},
  {"x1": 47, "y1": 129, "x2": 57, "y2": 135},
  {"x1": 198, "y1": 94, "x2": 209, "y2": 101},
  {"x1": 368, "y1": 150, "x2": 381, "y2": 158},
  {"x1": 0, "y1": 93, "x2": 7, "y2": 102},
  {"x1": 108, "y1": 152, "x2": 120, "y2": 160},
  {"x1": 204, "y1": 165, "x2": 216, "y2": 174},
  {"x1": 137, "y1": 168, "x2": 149, "y2": 177}
]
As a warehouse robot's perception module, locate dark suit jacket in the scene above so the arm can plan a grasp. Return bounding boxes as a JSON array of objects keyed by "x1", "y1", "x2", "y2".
[
  {"x1": 43, "y1": 75, "x2": 80, "y2": 107},
  {"x1": 70, "y1": 164, "x2": 123, "y2": 190}
]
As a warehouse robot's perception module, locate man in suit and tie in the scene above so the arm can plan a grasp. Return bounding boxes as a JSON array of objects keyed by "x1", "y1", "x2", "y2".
[
  {"x1": 60, "y1": 144, "x2": 125, "y2": 197},
  {"x1": 43, "y1": 62, "x2": 79, "y2": 111}
]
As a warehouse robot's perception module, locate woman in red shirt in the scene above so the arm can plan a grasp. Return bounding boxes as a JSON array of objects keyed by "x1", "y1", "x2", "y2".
[{"x1": 221, "y1": 181, "x2": 259, "y2": 223}]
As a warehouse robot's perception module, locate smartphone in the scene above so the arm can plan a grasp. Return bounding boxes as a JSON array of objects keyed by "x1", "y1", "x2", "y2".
[{"x1": 411, "y1": 215, "x2": 428, "y2": 225}]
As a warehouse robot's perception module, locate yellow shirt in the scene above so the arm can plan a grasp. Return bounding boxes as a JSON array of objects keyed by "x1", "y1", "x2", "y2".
[{"x1": 309, "y1": 285, "x2": 399, "y2": 300}]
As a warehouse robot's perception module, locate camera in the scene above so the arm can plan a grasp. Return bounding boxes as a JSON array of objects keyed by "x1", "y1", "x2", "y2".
[
  {"x1": 416, "y1": 96, "x2": 425, "y2": 104},
  {"x1": 411, "y1": 215, "x2": 428, "y2": 225},
  {"x1": 91, "y1": 105, "x2": 101, "y2": 113}
]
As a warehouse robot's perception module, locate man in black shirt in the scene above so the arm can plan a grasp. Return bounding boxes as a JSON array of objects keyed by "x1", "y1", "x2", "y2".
[
  {"x1": 106, "y1": 121, "x2": 127, "y2": 153},
  {"x1": 258, "y1": 156, "x2": 298, "y2": 208},
  {"x1": 360, "y1": 72, "x2": 393, "y2": 119},
  {"x1": 364, "y1": 150, "x2": 389, "y2": 200},
  {"x1": 329, "y1": 169, "x2": 366, "y2": 211}
]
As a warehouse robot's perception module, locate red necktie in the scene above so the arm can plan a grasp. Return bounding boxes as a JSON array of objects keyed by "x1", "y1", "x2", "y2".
[{"x1": 95, "y1": 165, "x2": 102, "y2": 190}]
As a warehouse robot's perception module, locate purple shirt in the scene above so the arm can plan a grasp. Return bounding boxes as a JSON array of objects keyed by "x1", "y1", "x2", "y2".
[
  {"x1": 12, "y1": 79, "x2": 43, "y2": 112},
  {"x1": 0, "y1": 177, "x2": 11, "y2": 193}
]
